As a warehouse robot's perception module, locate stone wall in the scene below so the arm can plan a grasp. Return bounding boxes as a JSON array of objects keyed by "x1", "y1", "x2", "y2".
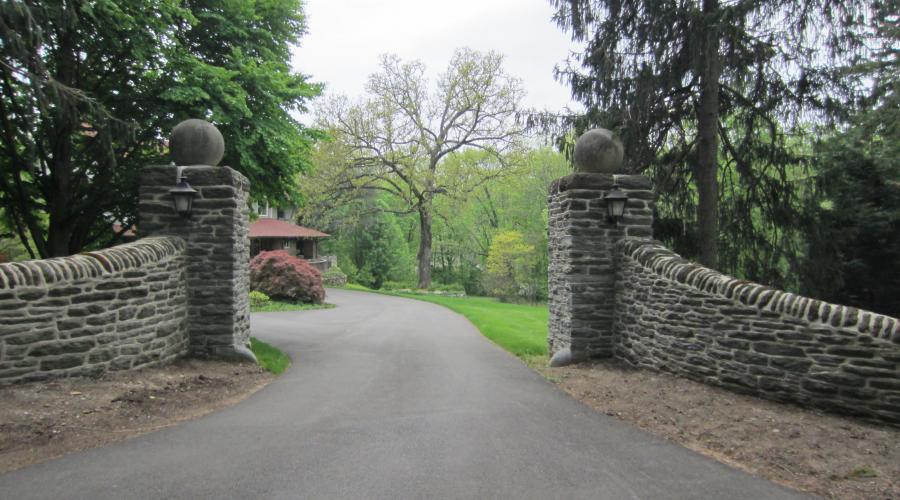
[
  {"x1": 138, "y1": 165, "x2": 253, "y2": 360},
  {"x1": 548, "y1": 130, "x2": 900, "y2": 423},
  {"x1": 547, "y1": 173, "x2": 654, "y2": 361},
  {"x1": 614, "y1": 239, "x2": 900, "y2": 423},
  {"x1": 0, "y1": 237, "x2": 188, "y2": 383}
]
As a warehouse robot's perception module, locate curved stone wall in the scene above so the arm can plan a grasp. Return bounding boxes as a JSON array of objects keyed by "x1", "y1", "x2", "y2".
[
  {"x1": 0, "y1": 237, "x2": 188, "y2": 383},
  {"x1": 614, "y1": 239, "x2": 900, "y2": 423}
]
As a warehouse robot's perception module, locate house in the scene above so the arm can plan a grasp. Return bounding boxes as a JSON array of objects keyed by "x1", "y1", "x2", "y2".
[{"x1": 249, "y1": 203, "x2": 333, "y2": 270}]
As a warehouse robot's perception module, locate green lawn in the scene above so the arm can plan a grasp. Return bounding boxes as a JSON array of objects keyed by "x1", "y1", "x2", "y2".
[
  {"x1": 398, "y1": 294, "x2": 548, "y2": 358},
  {"x1": 343, "y1": 285, "x2": 548, "y2": 359},
  {"x1": 251, "y1": 301, "x2": 335, "y2": 313},
  {"x1": 250, "y1": 337, "x2": 291, "y2": 374}
]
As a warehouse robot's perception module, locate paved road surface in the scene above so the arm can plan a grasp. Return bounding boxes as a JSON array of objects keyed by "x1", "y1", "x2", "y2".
[{"x1": 0, "y1": 289, "x2": 806, "y2": 499}]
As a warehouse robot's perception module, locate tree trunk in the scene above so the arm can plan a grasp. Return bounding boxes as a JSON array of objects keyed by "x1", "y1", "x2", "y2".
[
  {"x1": 416, "y1": 204, "x2": 432, "y2": 289},
  {"x1": 696, "y1": 0, "x2": 721, "y2": 269},
  {"x1": 45, "y1": 20, "x2": 78, "y2": 258}
]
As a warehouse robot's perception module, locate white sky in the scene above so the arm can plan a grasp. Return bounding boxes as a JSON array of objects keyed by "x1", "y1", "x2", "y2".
[{"x1": 291, "y1": 0, "x2": 583, "y2": 122}]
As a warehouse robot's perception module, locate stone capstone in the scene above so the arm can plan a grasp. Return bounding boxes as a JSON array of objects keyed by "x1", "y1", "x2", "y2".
[
  {"x1": 170, "y1": 119, "x2": 225, "y2": 166},
  {"x1": 573, "y1": 129, "x2": 625, "y2": 174}
]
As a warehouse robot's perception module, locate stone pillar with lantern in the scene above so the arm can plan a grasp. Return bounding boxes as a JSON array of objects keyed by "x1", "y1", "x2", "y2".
[
  {"x1": 138, "y1": 119, "x2": 255, "y2": 361},
  {"x1": 547, "y1": 129, "x2": 655, "y2": 366}
]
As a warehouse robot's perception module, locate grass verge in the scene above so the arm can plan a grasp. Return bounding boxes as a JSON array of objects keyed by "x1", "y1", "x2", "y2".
[
  {"x1": 251, "y1": 301, "x2": 335, "y2": 313},
  {"x1": 250, "y1": 337, "x2": 291, "y2": 374},
  {"x1": 397, "y1": 294, "x2": 548, "y2": 358},
  {"x1": 339, "y1": 285, "x2": 547, "y2": 359}
]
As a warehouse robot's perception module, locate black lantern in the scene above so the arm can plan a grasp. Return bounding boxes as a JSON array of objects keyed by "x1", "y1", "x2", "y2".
[
  {"x1": 604, "y1": 179, "x2": 628, "y2": 224},
  {"x1": 169, "y1": 173, "x2": 198, "y2": 217}
]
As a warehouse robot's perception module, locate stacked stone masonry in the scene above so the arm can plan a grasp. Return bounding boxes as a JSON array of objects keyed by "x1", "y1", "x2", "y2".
[
  {"x1": 139, "y1": 165, "x2": 252, "y2": 358},
  {"x1": 548, "y1": 173, "x2": 655, "y2": 360},
  {"x1": 613, "y1": 239, "x2": 900, "y2": 424},
  {"x1": 0, "y1": 237, "x2": 188, "y2": 383},
  {"x1": 548, "y1": 170, "x2": 900, "y2": 424}
]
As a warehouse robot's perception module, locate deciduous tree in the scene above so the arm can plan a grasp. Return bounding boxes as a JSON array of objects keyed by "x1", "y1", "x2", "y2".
[
  {"x1": 0, "y1": 0, "x2": 321, "y2": 258},
  {"x1": 317, "y1": 49, "x2": 525, "y2": 288},
  {"x1": 485, "y1": 230, "x2": 536, "y2": 301}
]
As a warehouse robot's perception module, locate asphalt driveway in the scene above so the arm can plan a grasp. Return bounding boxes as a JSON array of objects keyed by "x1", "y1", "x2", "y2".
[{"x1": 0, "y1": 289, "x2": 807, "y2": 499}]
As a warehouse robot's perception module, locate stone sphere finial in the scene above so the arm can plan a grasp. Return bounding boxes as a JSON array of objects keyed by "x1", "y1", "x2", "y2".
[
  {"x1": 573, "y1": 128, "x2": 624, "y2": 173},
  {"x1": 170, "y1": 119, "x2": 225, "y2": 166}
]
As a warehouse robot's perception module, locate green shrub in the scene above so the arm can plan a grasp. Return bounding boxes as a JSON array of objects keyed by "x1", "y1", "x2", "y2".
[
  {"x1": 382, "y1": 280, "x2": 417, "y2": 291},
  {"x1": 378, "y1": 280, "x2": 465, "y2": 296},
  {"x1": 322, "y1": 266, "x2": 348, "y2": 286},
  {"x1": 249, "y1": 290, "x2": 271, "y2": 308},
  {"x1": 427, "y1": 282, "x2": 466, "y2": 295}
]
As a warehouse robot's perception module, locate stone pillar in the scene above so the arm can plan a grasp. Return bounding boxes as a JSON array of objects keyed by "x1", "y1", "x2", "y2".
[
  {"x1": 137, "y1": 120, "x2": 254, "y2": 361},
  {"x1": 547, "y1": 129, "x2": 653, "y2": 365}
]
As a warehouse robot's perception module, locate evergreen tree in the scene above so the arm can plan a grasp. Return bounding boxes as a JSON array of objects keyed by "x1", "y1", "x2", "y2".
[
  {"x1": 342, "y1": 200, "x2": 411, "y2": 290},
  {"x1": 550, "y1": 0, "x2": 871, "y2": 273},
  {"x1": 801, "y1": 3, "x2": 900, "y2": 316}
]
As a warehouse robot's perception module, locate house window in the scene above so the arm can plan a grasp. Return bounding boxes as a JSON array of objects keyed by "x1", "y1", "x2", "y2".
[
  {"x1": 277, "y1": 208, "x2": 285, "y2": 219},
  {"x1": 257, "y1": 203, "x2": 268, "y2": 216},
  {"x1": 282, "y1": 240, "x2": 292, "y2": 249}
]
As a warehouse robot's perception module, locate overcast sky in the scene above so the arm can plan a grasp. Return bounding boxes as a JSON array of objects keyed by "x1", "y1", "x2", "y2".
[{"x1": 291, "y1": 0, "x2": 583, "y2": 121}]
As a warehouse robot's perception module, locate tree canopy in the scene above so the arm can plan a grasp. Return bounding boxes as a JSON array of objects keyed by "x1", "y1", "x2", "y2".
[
  {"x1": 550, "y1": 0, "x2": 873, "y2": 272},
  {"x1": 799, "y1": 3, "x2": 900, "y2": 316},
  {"x1": 0, "y1": 0, "x2": 321, "y2": 258},
  {"x1": 314, "y1": 49, "x2": 526, "y2": 288}
]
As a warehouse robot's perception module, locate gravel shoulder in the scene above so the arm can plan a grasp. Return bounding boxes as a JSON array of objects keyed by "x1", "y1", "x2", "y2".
[
  {"x1": 0, "y1": 358, "x2": 273, "y2": 473},
  {"x1": 536, "y1": 359, "x2": 899, "y2": 500}
]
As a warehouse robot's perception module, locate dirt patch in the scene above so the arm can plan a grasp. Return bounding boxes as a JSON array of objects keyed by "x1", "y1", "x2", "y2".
[
  {"x1": 535, "y1": 360, "x2": 899, "y2": 499},
  {"x1": 0, "y1": 358, "x2": 274, "y2": 473}
]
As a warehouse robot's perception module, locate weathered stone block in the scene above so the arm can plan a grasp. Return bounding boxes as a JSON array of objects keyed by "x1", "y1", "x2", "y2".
[
  {"x1": 801, "y1": 379, "x2": 839, "y2": 394},
  {"x1": 30, "y1": 340, "x2": 95, "y2": 357},
  {"x1": 810, "y1": 371, "x2": 866, "y2": 387},
  {"x1": 5, "y1": 329, "x2": 56, "y2": 345},
  {"x1": 825, "y1": 346, "x2": 875, "y2": 358},
  {"x1": 769, "y1": 357, "x2": 813, "y2": 373},
  {"x1": 18, "y1": 289, "x2": 46, "y2": 301},
  {"x1": 753, "y1": 343, "x2": 805, "y2": 357},
  {"x1": 734, "y1": 350, "x2": 770, "y2": 366},
  {"x1": 39, "y1": 355, "x2": 84, "y2": 371}
]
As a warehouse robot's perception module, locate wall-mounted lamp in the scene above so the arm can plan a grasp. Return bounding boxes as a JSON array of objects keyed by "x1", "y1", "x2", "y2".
[
  {"x1": 169, "y1": 168, "x2": 198, "y2": 217},
  {"x1": 604, "y1": 176, "x2": 628, "y2": 224}
]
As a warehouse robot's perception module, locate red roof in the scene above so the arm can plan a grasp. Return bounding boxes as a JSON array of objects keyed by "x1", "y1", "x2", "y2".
[{"x1": 249, "y1": 218, "x2": 329, "y2": 239}]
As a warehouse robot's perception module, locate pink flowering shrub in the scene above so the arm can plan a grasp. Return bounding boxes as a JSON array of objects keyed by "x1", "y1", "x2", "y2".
[{"x1": 249, "y1": 250, "x2": 325, "y2": 304}]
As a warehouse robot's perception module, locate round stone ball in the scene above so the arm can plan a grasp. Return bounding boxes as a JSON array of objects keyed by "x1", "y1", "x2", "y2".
[
  {"x1": 170, "y1": 119, "x2": 225, "y2": 166},
  {"x1": 573, "y1": 128, "x2": 624, "y2": 173}
]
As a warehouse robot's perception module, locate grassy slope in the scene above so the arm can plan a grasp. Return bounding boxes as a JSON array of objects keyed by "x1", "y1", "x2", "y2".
[{"x1": 346, "y1": 286, "x2": 548, "y2": 358}]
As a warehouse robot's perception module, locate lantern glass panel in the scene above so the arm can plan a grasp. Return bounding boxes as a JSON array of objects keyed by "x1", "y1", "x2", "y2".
[
  {"x1": 609, "y1": 199, "x2": 626, "y2": 219},
  {"x1": 173, "y1": 193, "x2": 193, "y2": 215}
]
